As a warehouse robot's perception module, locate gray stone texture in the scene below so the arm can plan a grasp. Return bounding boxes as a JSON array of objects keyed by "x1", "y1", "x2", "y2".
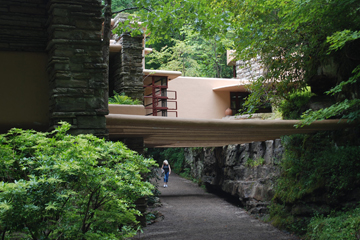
[
  {"x1": 1, "y1": 0, "x2": 108, "y2": 138},
  {"x1": 46, "y1": 0, "x2": 108, "y2": 138},
  {"x1": 109, "y1": 33, "x2": 144, "y2": 101},
  {"x1": 185, "y1": 140, "x2": 284, "y2": 214},
  {"x1": 0, "y1": 0, "x2": 48, "y2": 52},
  {"x1": 236, "y1": 56, "x2": 264, "y2": 81}
]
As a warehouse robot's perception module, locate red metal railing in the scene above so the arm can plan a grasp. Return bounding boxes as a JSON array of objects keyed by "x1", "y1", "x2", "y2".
[{"x1": 143, "y1": 76, "x2": 178, "y2": 117}]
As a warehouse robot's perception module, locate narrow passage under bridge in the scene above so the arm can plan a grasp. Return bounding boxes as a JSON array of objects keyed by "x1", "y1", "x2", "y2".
[{"x1": 106, "y1": 114, "x2": 353, "y2": 148}]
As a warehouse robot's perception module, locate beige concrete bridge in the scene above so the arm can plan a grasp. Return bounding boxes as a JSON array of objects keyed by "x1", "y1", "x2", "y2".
[{"x1": 106, "y1": 114, "x2": 353, "y2": 148}]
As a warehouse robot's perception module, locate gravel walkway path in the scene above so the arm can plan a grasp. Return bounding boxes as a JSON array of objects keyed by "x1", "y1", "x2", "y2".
[{"x1": 137, "y1": 173, "x2": 299, "y2": 240}]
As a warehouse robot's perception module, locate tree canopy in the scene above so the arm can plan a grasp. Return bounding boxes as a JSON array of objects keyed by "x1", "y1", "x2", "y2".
[
  {"x1": 146, "y1": 27, "x2": 233, "y2": 78},
  {"x1": 114, "y1": 0, "x2": 360, "y2": 123}
]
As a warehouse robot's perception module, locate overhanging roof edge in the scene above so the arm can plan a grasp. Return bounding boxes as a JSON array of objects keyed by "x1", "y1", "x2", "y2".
[{"x1": 106, "y1": 114, "x2": 355, "y2": 147}]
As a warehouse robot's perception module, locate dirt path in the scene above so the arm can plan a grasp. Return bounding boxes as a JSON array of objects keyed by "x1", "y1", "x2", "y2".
[{"x1": 138, "y1": 173, "x2": 299, "y2": 240}]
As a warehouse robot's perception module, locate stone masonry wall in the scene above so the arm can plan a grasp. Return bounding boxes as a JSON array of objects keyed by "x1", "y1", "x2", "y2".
[
  {"x1": 109, "y1": 34, "x2": 144, "y2": 101},
  {"x1": 109, "y1": 13, "x2": 144, "y2": 101},
  {"x1": 236, "y1": 56, "x2": 264, "y2": 81},
  {"x1": 115, "y1": 33, "x2": 144, "y2": 101},
  {"x1": 185, "y1": 139, "x2": 284, "y2": 214},
  {"x1": 0, "y1": 0, "x2": 48, "y2": 52},
  {"x1": 0, "y1": 0, "x2": 109, "y2": 137},
  {"x1": 47, "y1": 0, "x2": 108, "y2": 138}
]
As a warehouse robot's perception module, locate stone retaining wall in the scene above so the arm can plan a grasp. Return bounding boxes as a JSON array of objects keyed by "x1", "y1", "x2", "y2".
[{"x1": 185, "y1": 139, "x2": 284, "y2": 214}]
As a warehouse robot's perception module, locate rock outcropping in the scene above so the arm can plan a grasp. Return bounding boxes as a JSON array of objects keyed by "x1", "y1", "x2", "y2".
[{"x1": 184, "y1": 140, "x2": 284, "y2": 214}]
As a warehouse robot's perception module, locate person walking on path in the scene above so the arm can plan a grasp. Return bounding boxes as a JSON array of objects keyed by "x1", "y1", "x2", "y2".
[
  {"x1": 139, "y1": 173, "x2": 299, "y2": 240},
  {"x1": 161, "y1": 160, "x2": 171, "y2": 188}
]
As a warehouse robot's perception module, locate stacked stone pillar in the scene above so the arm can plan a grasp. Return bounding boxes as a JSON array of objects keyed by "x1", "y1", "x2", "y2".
[
  {"x1": 113, "y1": 33, "x2": 144, "y2": 101},
  {"x1": 47, "y1": 0, "x2": 108, "y2": 138}
]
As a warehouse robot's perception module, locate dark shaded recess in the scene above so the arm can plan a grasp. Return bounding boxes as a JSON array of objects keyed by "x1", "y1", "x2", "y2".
[{"x1": 205, "y1": 183, "x2": 244, "y2": 208}]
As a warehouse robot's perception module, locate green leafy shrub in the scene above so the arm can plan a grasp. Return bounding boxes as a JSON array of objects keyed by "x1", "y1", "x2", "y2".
[
  {"x1": 306, "y1": 207, "x2": 360, "y2": 240},
  {"x1": 0, "y1": 122, "x2": 156, "y2": 239},
  {"x1": 268, "y1": 202, "x2": 309, "y2": 235},
  {"x1": 278, "y1": 89, "x2": 314, "y2": 119},
  {"x1": 268, "y1": 131, "x2": 360, "y2": 236},
  {"x1": 274, "y1": 132, "x2": 360, "y2": 204},
  {"x1": 109, "y1": 92, "x2": 142, "y2": 105}
]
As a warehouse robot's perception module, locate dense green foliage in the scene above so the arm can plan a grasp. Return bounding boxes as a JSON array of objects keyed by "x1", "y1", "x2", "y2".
[
  {"x1": 278, "y1": 89, "x2": 314, "y2": 119},
  {"x1": 146, "y1": 27, "x2": 233, "y2": 78},
  {"x1": 113, "y1": 0, "x2": 360, "y2": 123},
  {"x1": 108, "y1": 92, "x2": 142, "y2": 105},
  {"x1": 275, "y1": 132, "x2": 360, "y2": 203},
  {"x1": 111, "y1": 0, "x2": 135, "y2": 12},
  {"x1": 0, "y1": 123, "x2": 156, "y2": 239},
  {"x1": 306, "y1": 207, "x2": 360, "y2": 240},
  {"x1": 111, "y1": 0, "x2": 233, "y2": 78},
  {"x1": 145, "y1": 148, "x2": 185, "y2": 174},
  {"x1": 268, "y1": 203, "x2": 310, "y2": 235},
  {"x1": 269, "y1": 131, "x2": 360, "y2": 236}
]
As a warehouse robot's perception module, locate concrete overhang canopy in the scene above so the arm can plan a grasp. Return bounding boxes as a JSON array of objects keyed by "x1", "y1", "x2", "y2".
[
  {"x1": 213, "y1": 83, "x2": 250, "y2": 92},
  {"x1": 143, "y1": 69, "x2": 182, "y2": 81},
  {"x1": 227, "y1": 50, "x2": 237, "y2": 66},
  {"x1": 109, "y1": 40, "x2": 122, "y2": 53},
  {"x1": 106, "y1": 114, "x2": 353, "y2": 148}
]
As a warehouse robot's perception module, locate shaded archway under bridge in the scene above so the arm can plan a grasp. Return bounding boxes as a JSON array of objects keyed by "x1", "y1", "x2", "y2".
[{"x1": 106, "y1": 114, "x2": 355, "y2": 148}]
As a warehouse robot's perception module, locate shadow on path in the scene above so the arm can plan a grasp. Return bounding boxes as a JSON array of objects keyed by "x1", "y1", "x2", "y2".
[{"x1": 137, "y1": 173, "x2": 299, "y2": 240}]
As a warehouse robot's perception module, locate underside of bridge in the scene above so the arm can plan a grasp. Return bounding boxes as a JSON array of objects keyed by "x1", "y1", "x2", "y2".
[{"x1": 106, "y1": 114, "x2": 353, "y2": 148}]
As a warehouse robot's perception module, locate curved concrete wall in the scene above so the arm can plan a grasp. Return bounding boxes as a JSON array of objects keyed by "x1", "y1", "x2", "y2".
[{"x1": 0, "y1": 51, "x2": 49, "y2": 133}]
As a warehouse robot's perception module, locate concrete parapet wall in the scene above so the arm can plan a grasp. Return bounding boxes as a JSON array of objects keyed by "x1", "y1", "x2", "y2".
[{"x1": 109, "y1": 104, "x2": 145, "y2": 115}]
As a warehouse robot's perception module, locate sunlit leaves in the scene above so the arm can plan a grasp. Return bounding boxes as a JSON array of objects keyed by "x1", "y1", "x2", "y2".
[
  {"x1": 146, "y1": 26, "x2": 233, "y2": 77},
  {"x1": 299, "y1": 99, "x2": 360, "y2": 126},
  {"x1": 0, "y1": 123, "x2": 156, "y2": 239},
  {"x1": 327, "y1": 30, "x2": 360, "y2": 52}
]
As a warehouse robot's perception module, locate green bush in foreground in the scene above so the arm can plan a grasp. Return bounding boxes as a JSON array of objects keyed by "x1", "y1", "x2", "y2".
[{"x1": 0, "y1": 122, "x2": 156, "y2": 239}]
